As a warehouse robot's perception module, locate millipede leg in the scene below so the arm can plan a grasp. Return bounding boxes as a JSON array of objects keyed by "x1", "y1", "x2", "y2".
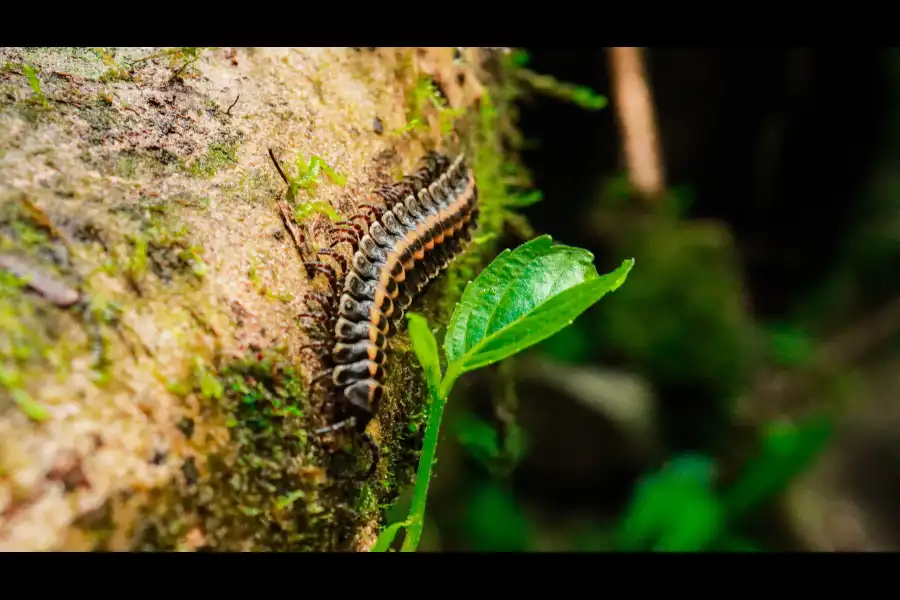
[
  {"x1": 301, "y1": 292, "x2": 334, "y2": 309},
  {"x1": 334, "y1": 220, "x2": 365, "y2": 239},
  {"x1": 358, "y1": 432, "x2": 380, "y2": 480},
  {"x1": 308, "y1": 370, "x2": 333, "y2": 390},
  {"x1": 347, "y1": 212, "x2": 374, "y2": 227},
  {"x1": 334, "y1": 221, "x2": 366, "y2": 243},
  {"x1": 358, "y1": 203, "x2": 383, "y2": 218},
  {"x1": 303, "y1": 261, "x2": 339, "y2": 295},
  {"x1": 328, "y1": 231, "x2": 359, "y2": 249},
  {"x1": 314, "y1": 416, "x2": 356, "y2": 435},
  {"x1": 297, "y1": 311, "x2": 329, "y2": 322},
  {"x1": 316, "y1": 248, "x2": 348, "y2": 276},
  {"x1": 298, "y1": 342, "x2": 332, "y2": 357}
]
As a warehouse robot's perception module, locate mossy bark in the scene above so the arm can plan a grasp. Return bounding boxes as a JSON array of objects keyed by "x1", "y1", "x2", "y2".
[{"x1": 0, "y1": 47, "x2": 509, "y2": 551}]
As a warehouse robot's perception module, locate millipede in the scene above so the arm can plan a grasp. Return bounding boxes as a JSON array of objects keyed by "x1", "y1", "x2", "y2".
[{"x1": 269, "y1": 148, "x2": 479, "y2": 479}]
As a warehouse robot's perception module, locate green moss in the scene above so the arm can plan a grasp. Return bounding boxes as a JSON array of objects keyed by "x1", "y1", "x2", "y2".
[
  {"x1": 184, "y1": 143, "x2": 239, "y2": 178},
  {"x1": 0, "y1": 270, "x2": 51, "y2": 421},
  {"x1": 131, "y1": 321, "x2": 431, "y2": 550},
  {"x1": 106, "y1": 150, "x2": 178, "y2": 180},
  {"x1": 87, "y1": 47, "x2": 134, "y2": 83},
  {"x1": 116, "y1": 155, "x2": 136, "y2": 178},
  {"x1": 195, "y1": 360, "x2": 224, "y2": 400},
  {"x1": 121, "y1": 212, "x2": 208, "y2": 286},
  {"x1": 99, "y1": 67, "x2": 132, "y2": 83},
  {"x1": 0, "y1": 197, "x2": 77, "y2": 418},
  {"x1": 90, "y1": 48, "x2": 118, "y2": 68},
  {"x1": 131, "y1": 47, "x2": 212, "y2": 79},
  {"x1": 126, "y1": 234, "x2": 148, "y2": 282},
  {"x1": 392, "y1": 76, "x2": 466, "y2": 141},
  {"x1": 132, "y1": 349, "x2": 330, "y2": 550}
]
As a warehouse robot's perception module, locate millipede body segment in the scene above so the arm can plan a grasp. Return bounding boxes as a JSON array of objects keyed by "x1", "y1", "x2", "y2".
[{"x1": 274, "y1": 149, "x2": 479, "y2": 478}]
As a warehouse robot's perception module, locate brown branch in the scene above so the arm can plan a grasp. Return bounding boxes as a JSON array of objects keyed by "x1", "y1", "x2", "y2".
[
  {"x1": 813, "y1": 295, "x2": 900, "y2": 368},
  {"x1": 740, "y1": 293, "x2": 900, "y2": 423},
  {"x1": 606, "y1": 47, "x2": 666, "y2": 202}
]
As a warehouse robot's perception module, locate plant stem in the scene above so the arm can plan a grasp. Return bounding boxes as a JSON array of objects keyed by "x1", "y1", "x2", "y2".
[{"x1": 399, "y1": 385, "x2": 448, "y2": 552}]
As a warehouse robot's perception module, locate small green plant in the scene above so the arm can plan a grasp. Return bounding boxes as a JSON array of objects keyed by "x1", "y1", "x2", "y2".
[
  {"x1": 372, "y1": 235, "x2": 634, "y2": 551},
  {"x1": 22, "y1": 65, "x2": 50, "y2": 109},
  {"x1": 284, "y1": 152, "x2": 345, "y2": 223},
  {"x1": 290, "y1": 153, "x2": 346, "y2": 194}
]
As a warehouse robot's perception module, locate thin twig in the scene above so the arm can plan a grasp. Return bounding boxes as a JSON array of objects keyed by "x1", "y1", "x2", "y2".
[
  {"x1": 276, "y1": 194, "x2": 306, "y2": 262},
  {"x1": 225, "y1": 93, "x2": 240, "y2": 116}
]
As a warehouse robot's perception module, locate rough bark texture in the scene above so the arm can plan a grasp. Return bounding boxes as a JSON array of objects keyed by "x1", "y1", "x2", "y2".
[{"x1": 0, "y1": 47, "x2": 511, "y2": 551}]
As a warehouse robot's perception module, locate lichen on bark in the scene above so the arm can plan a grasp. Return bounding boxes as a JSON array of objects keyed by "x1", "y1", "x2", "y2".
[{"x1": 0, "y1": 46, "x2": 520, "y2": 551}]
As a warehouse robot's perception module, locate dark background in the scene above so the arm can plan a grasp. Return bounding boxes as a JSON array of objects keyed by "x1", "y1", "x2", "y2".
[{"x1": 411, "y1": 48, "x2": 900, "y2": 552}]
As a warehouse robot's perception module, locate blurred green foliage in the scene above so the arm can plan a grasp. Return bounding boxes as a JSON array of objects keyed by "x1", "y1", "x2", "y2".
[
  {"x1": 722, "y1": 415, "x2": 833, "y2": 519},
  {"x1": 595, "y1": 219, "x2": 757, "y2": 401},
  {"x1": 766, "y1": 323, "x2": 816, "y2": 367},
  {"x1": 464, "y1": 481, "x2": 533, "y2": 552},
  {"x1": 450, "y1": 411, "x2": 832, "y2": 552},
  {"x1": 617, "y1": 454, "x2": 724, "y2": 552},
  {"x1": 536, "y1": 183, "x2": 758, "y2": 406}
]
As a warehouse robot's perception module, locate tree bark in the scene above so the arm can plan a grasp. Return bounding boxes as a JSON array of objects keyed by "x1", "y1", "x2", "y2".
[{"x1": 0, "y1": 47, "x2": 507, "y2": 551}]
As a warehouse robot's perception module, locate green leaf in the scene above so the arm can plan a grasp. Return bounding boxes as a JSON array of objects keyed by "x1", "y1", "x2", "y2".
[
  {"x1": 406, "y1": 313, "x2": 442, "y2": 397},
  {"x1": 722, "y1": 415, "x2": 833, "y2": 519},
  {"x1": 617, "y1": 454, "x2": 723, "y2": 552},
  {"x1": 295, "y1": 202, "x2": 341, "y2": 223},
  {"x1": 22, "y1": 64, "x2": 49, "y2": 108},
  {"x1": 444, "y1": 235, "x2": 632, "y2": 377}
]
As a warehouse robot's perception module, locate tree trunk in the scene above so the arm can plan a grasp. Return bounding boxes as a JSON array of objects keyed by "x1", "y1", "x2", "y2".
[{"x1": 0, "y1": 46, "x2": 513, "y2": 551}]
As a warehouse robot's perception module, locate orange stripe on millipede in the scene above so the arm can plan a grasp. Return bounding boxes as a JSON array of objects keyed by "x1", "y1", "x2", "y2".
[{"x1": 309, "y1": 152, "x2": 477, "y2": 480}]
